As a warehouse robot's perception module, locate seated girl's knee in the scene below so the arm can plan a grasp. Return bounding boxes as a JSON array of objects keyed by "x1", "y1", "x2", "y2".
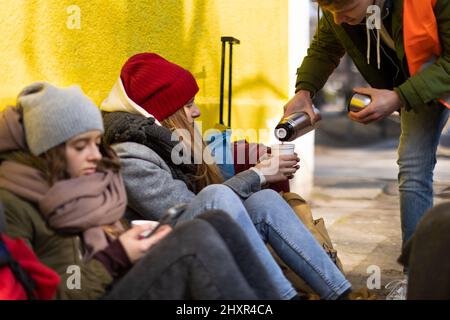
[
  {"x1": 252, "y1": 189, "x2": 282, "y2": 202},
  {"x1": 199, "y1": 184, "x2": 237, "y2": 201}
]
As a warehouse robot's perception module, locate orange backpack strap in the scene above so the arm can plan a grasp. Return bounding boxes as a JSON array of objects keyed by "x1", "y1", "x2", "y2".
[{"x1": 403, "y1": 0, "x2": 442, "y2": 76}]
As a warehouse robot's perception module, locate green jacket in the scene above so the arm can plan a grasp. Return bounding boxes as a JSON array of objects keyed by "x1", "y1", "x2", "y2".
[
  {"x1": 296, "y1": 0, "x2": 450, "y2": 112},
  {"x1": 0, "y1": 182, "x2": 113, "y2": 299},
  {"x1": 0, "y1": 189, "x2": 112, "y2": 299}
]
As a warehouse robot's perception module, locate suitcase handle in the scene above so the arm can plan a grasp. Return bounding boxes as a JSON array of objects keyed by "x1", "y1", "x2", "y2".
[{"x1": 220, "y1": 36, "x2": 240, "y2": 127}]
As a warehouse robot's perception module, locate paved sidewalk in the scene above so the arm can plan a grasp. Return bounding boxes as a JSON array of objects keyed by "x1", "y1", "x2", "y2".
[{"x1": 311, "y1": 139, "x2": 450, "y2": 299}]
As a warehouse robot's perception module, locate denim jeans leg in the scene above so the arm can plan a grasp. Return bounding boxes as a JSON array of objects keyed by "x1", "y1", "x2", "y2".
[
  {"x1": 176, "y1": 184, "x2": 297, "y2": 299},
  {"x1": 244, "y1": 189, "x2": 352, "y2": 300},
  {"x1": 398, "y1": 103, "x2": 449, "y2": 245}
]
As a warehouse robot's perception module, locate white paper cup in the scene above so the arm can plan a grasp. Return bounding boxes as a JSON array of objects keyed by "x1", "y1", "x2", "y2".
[
  {"x1": 131, "y1": 220, "x2": 159, "y2": 238},
  {"x1": 270, "y1": 144, "x2": 295, "y2": 156}
]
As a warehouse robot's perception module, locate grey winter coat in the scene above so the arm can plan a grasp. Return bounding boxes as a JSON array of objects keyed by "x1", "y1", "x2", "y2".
[{"x1": 113, "y1": 142, "x2": 262, "y2": 221}]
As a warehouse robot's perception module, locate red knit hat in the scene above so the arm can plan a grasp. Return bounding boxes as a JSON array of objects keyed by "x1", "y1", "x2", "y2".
[{"x1": 120, "y1": 53, "x2": 199, "y2": 121}]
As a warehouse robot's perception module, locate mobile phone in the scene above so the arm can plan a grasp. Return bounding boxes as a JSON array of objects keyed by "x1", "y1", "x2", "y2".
[{"x1": 142, "y1": 203, "x2": 187, "y2": 239}]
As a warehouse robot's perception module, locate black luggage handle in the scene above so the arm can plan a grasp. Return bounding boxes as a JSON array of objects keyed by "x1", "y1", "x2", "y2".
[{"x1": 220, "y1": 36, "x2": 240, "y2": 127}]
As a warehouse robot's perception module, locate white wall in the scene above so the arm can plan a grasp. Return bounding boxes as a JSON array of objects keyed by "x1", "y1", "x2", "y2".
[{"x1": 288, "y1": 0, "x2": 314, "y2": 199}]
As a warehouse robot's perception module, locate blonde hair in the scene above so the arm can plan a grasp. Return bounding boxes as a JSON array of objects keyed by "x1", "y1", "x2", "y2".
[{"x1": 162, "y1": 108, "x2": 224, "y2": 191}]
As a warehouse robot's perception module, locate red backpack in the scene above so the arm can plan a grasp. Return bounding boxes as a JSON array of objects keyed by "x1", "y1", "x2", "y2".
[{"x1": 0, "y1": 234, "x2": 60, "y2": 300}]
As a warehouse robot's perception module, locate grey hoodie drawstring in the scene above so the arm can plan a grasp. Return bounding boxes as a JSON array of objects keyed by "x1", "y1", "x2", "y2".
[
  {"x1": 367, "y1": 29, "x2": 381, "y2": 70},
  {"x1": 377, "y1": 29, "x2": 380, "y2": 69},
  {"x1": 367, "y1": 27, "x2": 371, "y2": 65},
  {"x1": 368, "y1": 0, "x2": 384, "y2": 69},
  {"x1": 366, "y1": 15, "x2": 381, "y2": 70},
  {"x1": 366, "y1": 21, "x2": 381, "y2": 70}
]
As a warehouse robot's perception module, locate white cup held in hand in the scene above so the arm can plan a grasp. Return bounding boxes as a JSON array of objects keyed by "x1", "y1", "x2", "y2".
[
  {"x1": 270, "y1": 143, "x2": 295, "y2": 156},
  {"x1": 131, "y1": 220, "x2": 159, "y2": 239}
]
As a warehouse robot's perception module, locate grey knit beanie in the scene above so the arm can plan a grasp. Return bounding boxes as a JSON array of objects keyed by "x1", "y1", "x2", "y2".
[{"x1": 17, "y1": 82, "x2": 104, "y2": 156}]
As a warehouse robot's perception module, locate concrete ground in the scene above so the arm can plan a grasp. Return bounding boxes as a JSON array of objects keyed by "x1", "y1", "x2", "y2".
[{"x1": 309, "y1": 114, "x2": 450, "y2": 299}]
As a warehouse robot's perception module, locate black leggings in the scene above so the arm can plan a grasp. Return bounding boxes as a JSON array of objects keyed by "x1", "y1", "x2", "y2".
[{"x1": 104, "y1": 211, "x2": 280, "y2": 300}]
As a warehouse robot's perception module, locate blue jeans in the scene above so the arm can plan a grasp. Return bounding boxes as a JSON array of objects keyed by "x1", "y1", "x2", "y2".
[
  {"x1": 243, "y1": 189, "x2": 351, "y2": 300},
  {"x1": 177, "y1": 185, "x2": 351, "y2": 299},
  {"x1": 398, "y1": 103, "x2": 449, "y2": 245}
]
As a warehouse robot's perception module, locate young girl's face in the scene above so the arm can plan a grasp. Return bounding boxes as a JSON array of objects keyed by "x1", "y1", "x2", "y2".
[
  {"x1": 183, "y1": 98, "x2": 201, "y2": 124},
  {"x1": 65, "y1": 130, "x2": 102, "y2": 178}
]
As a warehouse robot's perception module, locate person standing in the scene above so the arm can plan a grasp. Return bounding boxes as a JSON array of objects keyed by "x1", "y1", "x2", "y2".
[{"x1": 283, "y1": 0, "x2": 450, "y2": 298}]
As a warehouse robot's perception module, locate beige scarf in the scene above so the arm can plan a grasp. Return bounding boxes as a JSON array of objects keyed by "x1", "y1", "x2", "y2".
[{"x1": 0, "y1": 161, "x2": 127, "y2": 257}]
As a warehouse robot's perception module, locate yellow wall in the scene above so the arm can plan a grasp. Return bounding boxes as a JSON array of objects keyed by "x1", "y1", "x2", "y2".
[{"x1": 1, "y1": 0, "x2": 290, "y2": 140}]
